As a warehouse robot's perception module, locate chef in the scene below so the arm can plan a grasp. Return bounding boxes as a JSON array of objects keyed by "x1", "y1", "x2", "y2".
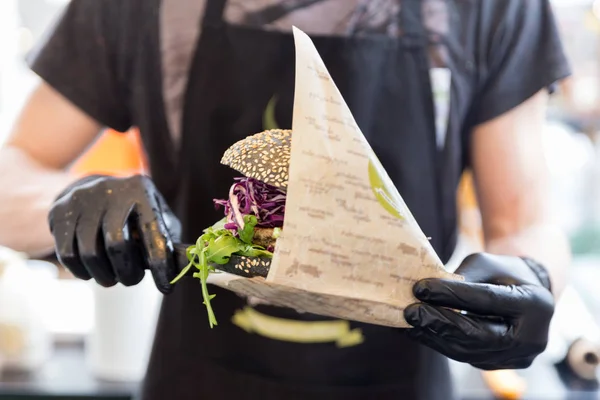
[{"x1": 0, "y1": 1, "x2": 572, "y2": 399}]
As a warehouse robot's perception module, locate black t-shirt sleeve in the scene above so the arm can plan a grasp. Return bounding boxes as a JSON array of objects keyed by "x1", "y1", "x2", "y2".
[
  {"x1": 469, "y1": 0, "x2": 571, "y2": 126},
  {"x1": 28, "y1": 0, "x2": 134, "y2": 132}
]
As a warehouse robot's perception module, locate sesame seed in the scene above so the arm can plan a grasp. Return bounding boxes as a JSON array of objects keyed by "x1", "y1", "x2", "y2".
[{"x1": 220, "y1": 129, "x2": 291, "y2": 188}]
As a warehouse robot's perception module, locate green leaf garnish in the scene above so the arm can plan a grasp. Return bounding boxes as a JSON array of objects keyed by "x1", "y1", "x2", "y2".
[
  {"x1": 238, "y1": 215, "x2": 258, "y2": 244},
  {"x1": 210, "y1": 217, "x2": 227, "y2": 232},
  {"x1": 206, "y1": 235, "x2": 243, "y2": 264},
  {"x1": 170, "y1": 262, "x2": 192, "y2": 284},
  {"x1": 240, "y1": 246, "x2": 273, "y2": 258},
  {"x1": 170, "y1": 217, "x2": 275, "y2": 328}
]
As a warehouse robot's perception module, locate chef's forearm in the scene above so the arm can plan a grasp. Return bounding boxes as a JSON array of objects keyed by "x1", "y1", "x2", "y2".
[
  {"x1": 484, "y1": 223, "x2": 570, "y2": 299},
  {"x1": 0, "y1": 147, "x2": 77, "y2": 257}
]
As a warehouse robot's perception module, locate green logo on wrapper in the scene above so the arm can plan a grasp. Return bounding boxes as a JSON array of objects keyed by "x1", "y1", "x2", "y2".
[{"x1": 368, "y1": 154, "x2": 404, "y2": 220}]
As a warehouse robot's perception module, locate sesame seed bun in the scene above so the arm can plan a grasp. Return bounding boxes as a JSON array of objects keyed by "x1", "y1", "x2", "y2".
[
  {"x1": 220, "y1": 129, "x2": 291, "y2": 188},
  {"x1": 210, "y1": 255, "x2": 271, "y2": 278},
  {"x1": 175, "y1": 245, "x2": 271, "y2": 279}
]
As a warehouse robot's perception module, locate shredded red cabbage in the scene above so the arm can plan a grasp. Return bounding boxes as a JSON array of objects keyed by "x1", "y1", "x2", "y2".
[{"x1": 214, "y1": 177, "x2": 286, "y2": 233}]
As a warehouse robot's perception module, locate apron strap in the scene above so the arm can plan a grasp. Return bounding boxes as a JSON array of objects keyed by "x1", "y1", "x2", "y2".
[
  {"x1": 155, "y1": 0, "x2": 230, "y2": 145},
  {"x1": 203, "y1": 0, "x2": 228, "y2": 26},
  {"x1": 159, "y1": 0, "x2": 207, "y2": 144},
  {"x1": 400, "y1": 0, "x2": 428, "y2": 48},
  {"x1": 400, "y1": 0, "x2": 450, "y2": 259}
]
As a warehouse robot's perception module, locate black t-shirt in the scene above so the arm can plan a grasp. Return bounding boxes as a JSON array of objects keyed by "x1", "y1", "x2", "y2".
[
  {"x1": 28, "y1": 0, "x2": 572, "y2": 249},
  {"x1": 29, "y1": 1, "x2": 571, "y2": 399},
  {"x1": 29, "y1": 0, "x2": 571, "y2": 147}
]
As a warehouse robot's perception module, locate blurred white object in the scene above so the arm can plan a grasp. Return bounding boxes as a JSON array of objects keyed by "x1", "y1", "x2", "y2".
[
  {"x1": 86, "y1": 271, "x2": 161, "y2": 382},
  {"x1": 23, "y1": 259, "x2": 95, "y2": 341},
  {"x1": 571, "y1": 256, "x2": 600, "y2": 315},
  {"x1": 542, "y1": 122, "x2": 596, "y2": 235},
  {"x1": 46, "y1": 279, "x2": 94, "y2": 340},
  {"x1": 0, "y1": 246, "x2": 54, "y2": 372},
  {"x1": 444, "y1": 233, "x2": 481, "y2": 274},
  {"x1": 0, "y1": 0, "x2": 43, "y2": 144},
  {"x1": 551, "y1": 0, "x2": 593, "y2": 6},
  {"x1": 543, "y1": 285, "x2": 600, "y2": 380}
]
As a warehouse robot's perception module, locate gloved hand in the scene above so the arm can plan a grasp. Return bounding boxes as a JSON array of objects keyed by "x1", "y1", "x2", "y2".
[
  {"x1": 404, "y1": 253, "x2": 554, "y2": 370},
  {"x1": 48, "y1": 174, "x2": 181, "y2": 294}
]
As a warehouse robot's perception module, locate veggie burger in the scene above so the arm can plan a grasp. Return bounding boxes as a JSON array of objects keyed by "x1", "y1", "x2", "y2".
[{"x1": 172, "y1": 129, "x2": 291, "y2": 327}]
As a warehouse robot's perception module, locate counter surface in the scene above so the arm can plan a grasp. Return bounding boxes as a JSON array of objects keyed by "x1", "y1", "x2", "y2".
[
  {"x1": 0, "y1": 342, "x2": 135, "y2": 400},
  {"x1": 0, "y1": 341, "x2": 598, "y2": 400}
]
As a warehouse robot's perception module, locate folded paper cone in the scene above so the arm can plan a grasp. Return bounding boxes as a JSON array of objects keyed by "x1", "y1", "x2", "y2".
[
  {"x1": 208, "y1": 274, "x2": 409, "y2": 328},
  {"x1": 203, "y1": 27, "x2": 462, "y2": 328}
]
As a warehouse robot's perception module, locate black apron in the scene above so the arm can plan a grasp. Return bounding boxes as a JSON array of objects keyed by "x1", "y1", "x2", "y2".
[{"x1": 140, "y1": 1, "x2": 456, "y2": 399}]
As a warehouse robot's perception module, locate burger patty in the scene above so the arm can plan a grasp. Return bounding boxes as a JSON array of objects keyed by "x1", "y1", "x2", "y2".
[{"x1": 253, "y1": 227, "x2": 278, "y2": 249}]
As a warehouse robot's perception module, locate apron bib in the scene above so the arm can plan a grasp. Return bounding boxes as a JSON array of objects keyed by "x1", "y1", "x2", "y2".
[{"x1": 140, "y1": 1, "x2": 455, "y2": 399}]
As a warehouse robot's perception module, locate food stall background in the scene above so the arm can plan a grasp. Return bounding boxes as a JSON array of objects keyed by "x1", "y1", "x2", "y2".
[{"x1": 1, "y1": 1, "x2": 600, "y2": 399}]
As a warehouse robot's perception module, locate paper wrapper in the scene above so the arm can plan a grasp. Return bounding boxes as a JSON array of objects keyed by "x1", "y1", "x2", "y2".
[{"x1": 207, "y1": 27, "x2": 462, "y2": 328}]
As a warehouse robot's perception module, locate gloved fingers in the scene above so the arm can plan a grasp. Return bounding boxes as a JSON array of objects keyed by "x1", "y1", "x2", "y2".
[
  {"x1": 52, "y1": 209, "x2": 91, "y2": 281},
  {"x1": 102, "y1": 205, "x2": 146, "y2": 287},
  {"x1": 53, "y1": 175, "x2": 107, "y2": 203},
  {"x1": 472, "y1": 356, "x2": 534, "y2": 371},
  {"x1": 404, "y1": 304, "x2": 512, "y2": 350},
  {"x1": 47, "y1": 201, "x2": 62, "y2": 234},
  {"x1": 154, "y1": 193, "x2": 181, "y2": 242},
  {"x1": 414, "y1": 279, "x2": 531, "y2": 318},
  {"x1": 134, "y1": 198, "x2": 176, "y2": 294},
  {"x1": 75, "y1": 209, "x2": 117, "y2": 287},
  {"x1": 406, "y1": 325, "x2": 525, "y2": 368},
  {"x1": 406, "y1": 326, "x2": 492, "y2": 364}
]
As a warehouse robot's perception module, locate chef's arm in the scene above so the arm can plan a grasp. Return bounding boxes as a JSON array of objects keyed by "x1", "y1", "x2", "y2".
[
  {"x1": 470, "y1": 90, "x2": 570, "y2": 298},
  {"x1": 0, "y1": 82, "x2": 102, "y2": 256}
]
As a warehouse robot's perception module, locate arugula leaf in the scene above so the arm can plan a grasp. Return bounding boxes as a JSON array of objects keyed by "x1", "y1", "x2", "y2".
[
  {"x1": 196, "y1": 251, "x2": 219, "y2": 328},
  {"x1": 170, "y1": 263, "x2": 191, "y2": 284},
  {"x1": 239, "y1": 246, "x2": 272, "y2": 258},
  {"x1": 209, "y1": 217, "x2": 227, "y2": 232},
  {"x1": 238, "y1": 215, "x2": 258, "y2": 244},
  {"x1": 170, "y1": 218, "x2": 276, "y2": 328},
  {"x1": 206, "y1": 235, "x2": 243, "y2": 264}
]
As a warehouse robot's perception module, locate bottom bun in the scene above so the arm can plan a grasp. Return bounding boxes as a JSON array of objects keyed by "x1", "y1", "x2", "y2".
[{"x1": 210, "y1": 255, "x2": 271, "y2": 278}]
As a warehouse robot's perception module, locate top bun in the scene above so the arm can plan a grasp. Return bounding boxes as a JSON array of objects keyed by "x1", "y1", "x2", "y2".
[{"x1": 221, "y1": 129, "x2": 291, "y2": 189}]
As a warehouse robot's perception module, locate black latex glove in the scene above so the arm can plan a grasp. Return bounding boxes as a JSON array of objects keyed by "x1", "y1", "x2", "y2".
[
  {"x1": 404, "y1": 253, "x2": 554, "y2": 370},
  {"x1": 48, "y1": 174, "x2": 181, "y2": 294}
]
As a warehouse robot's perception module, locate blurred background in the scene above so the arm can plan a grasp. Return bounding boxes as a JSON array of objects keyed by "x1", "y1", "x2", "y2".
[{"x1": 1, "y1": 0, "x2": 600, "y2": 399}]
